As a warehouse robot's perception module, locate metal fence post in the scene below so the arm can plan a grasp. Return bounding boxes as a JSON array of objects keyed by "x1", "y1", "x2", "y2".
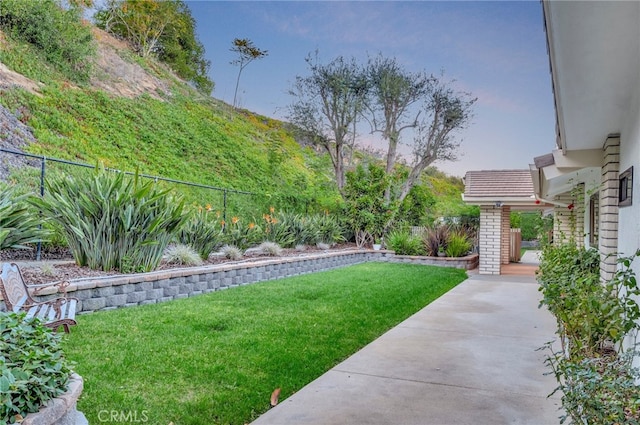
[
  {"x1": 223, "y1": 189, "x2": 228, "y2": 231},
  {"x1": 36, "y1": 157, "x2": 46, "y2": 261}
]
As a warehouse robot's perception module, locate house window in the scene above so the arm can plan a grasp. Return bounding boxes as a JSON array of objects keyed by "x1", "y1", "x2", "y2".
[
  {"x1": 619, "y1": 166, "x2": 633, "y2": 207},
  {"x1": 589, "y1": 193, "x2": 599, "y2": 248}
]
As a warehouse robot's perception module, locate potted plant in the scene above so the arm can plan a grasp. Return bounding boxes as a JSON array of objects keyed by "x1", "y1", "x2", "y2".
[{"x1": 373, "y1": 236, "x2": 382, "y2": 251}]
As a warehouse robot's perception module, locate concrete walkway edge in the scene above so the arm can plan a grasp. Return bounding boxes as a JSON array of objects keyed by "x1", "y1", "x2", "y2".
[{"x1": 252, "y1": 272, "x2": 562, "y2": 425}]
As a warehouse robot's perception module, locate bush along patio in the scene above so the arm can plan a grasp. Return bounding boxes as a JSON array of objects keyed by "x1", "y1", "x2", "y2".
[{"x1": 537, "y1": 242, "x2": 640, "y2": 424}]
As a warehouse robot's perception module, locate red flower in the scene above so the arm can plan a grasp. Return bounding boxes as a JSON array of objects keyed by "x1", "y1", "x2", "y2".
[{"x1": 568, "y1": 203, "x2": 574, "y2": 210}]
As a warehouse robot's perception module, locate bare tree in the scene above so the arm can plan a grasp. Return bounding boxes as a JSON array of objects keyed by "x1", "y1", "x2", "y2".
[
  {"x1": 287, "y1": 55, "x2": 367, "y2": 194},
  {"x1": 364, "y1": 56, "x2": 475, "y2": 203},
  {"x1": 364, "y1": 56, "x2": 430, "y2": 176},
  {"x1": 230, "y1": 38, "x2": 268, "y2": 108},
  {"x1": 398, "y1": 77, "x2": 476, "y2": 202}
]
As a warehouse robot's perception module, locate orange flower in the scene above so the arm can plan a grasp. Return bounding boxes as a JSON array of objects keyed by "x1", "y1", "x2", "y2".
[
  {"x1": 271, "y1": 217, "x2": 278, "y2": 224},
  {"x1": 220, "y1": 220, "x2": 225, "y2": 226},
  {"x1": 248, "y1": 222, "x2": 255, "y2": 229},
  {"x1": 232, "y1": 216, "x2": 239, "y2": 224},
  {"x1": 270, "y1": 206, "x2": 275, "y2": 213},
  {"x1": 205, "y1": 204, "x2": 212, "y2": 211}
]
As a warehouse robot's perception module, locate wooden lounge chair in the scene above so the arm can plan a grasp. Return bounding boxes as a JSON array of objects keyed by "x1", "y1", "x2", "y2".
[{"x1": 0, "y1": 262, "x2": 78, "y2": 333}]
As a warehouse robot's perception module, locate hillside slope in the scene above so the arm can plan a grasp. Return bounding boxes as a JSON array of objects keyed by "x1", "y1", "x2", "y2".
[
  {"x1": 0, "y1": 28, "x2": 338, "y2": 215},
  {"x1": 0, "y1": 22, "x2": 472, "y2": 221}
]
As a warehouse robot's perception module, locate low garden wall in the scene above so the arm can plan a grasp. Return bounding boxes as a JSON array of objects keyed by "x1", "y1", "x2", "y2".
[
  {"x1": 24, "y1": 250, "x2": 478, "y2": 314},
  {"x1": 391, "y1": 253, "x2": 479, "y2": 270}
]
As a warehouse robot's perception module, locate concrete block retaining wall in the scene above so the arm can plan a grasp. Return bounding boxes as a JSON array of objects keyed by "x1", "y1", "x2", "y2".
[{"x1": 21, "y1": 251, "x2": 478, "y2": 314}]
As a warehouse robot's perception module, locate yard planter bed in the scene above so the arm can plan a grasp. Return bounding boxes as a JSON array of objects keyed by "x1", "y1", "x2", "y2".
[
  {"x1": 16, "y1": 250, "x2": 478, "y2": 313},
  {"x1": 21, "y1": 373, "x2": 87, "y2": 425}
]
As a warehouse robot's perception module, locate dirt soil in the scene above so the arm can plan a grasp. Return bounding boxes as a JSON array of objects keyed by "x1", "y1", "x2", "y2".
[
  {"x1": 90, "y1": 28, "x2": 170, "y2": 100},
  {"x1": 3, "y1": 244, "x2": 360, "y2": 285},
  {"x1": 0, "y1": 28, "x2": 170, "y2": 100}
]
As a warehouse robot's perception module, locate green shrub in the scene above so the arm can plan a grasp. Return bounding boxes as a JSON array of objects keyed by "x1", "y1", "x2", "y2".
[
  {"x1": 178, "y1": 206, "x2": 224, "y2": 260},
  {"x1": 343, "y1": 163, "x2": 397, "y2": 247},
  {"x1": 0, "y1": 312, "x2": 72, "y2": 424},
  {"x1": 511, "y1": 211, "x2": 543, "y2": 241},
  {"x1": 397, "y1": 183, "x2": 436, "y2": 226},
  {"x1": 543, "y1": 347, "x2": 640, "y2": 425},
  {"x1": 33, "y1": 168, "x2": 188, "y2": 272},
  {"x1": 445, "y1": 231, "x2": 471, "y2": 258},
  {"x1": 0, "y1": 186, "x2": 48, "y2": 251},
  {"x1": 537, "y1": 243, "x2": 605, "y2": 358},
  {"x1": 0, "y1": 0, "x2": 95, "y2": 82},
  {"x1": 539, "y1": 247, "x2": 640, "y2": 424},
  {"x1": 386, "y1": 230, "x2": 424, "y2": 256}
]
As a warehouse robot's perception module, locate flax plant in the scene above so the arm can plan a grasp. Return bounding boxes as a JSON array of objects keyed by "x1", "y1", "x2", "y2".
[
  {"x1": 33, "y1": 169, "x2": 188, "y2": 272},
  {"x1": 178, "y1": 205, "x2": 224, "y2": 260},
  {"x1": 308, "y1": 212, "x2": 346, "y2": 245},
  {"x1": 0, "y1": 186, "x2": 48, "y2": 250},
  {"x1": 262, "y1": 211, "x2": 298, "y2": 248}
]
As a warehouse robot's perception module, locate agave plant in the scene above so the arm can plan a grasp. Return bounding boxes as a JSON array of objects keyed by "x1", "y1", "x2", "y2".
[
  {"x1": 0, "y1": 185, "x2": 48, "y2": 251},
  {"x1": 33, "y1": 168, "x2": 188, "y2": 272}
]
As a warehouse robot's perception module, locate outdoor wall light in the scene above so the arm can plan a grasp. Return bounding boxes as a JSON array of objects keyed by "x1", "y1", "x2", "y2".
[{"x1": 494, "y1": 201, "x2": 503, "y2": 207}]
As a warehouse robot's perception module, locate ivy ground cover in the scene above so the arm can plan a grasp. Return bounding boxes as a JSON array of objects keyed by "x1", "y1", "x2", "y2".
[{"x1": 63, "y1": 263, "x2": 467, "y2": 424}]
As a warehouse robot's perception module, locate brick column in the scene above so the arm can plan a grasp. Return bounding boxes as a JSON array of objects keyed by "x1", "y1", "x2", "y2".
[
  {"x1": 501, "y1": 206, "x2": 511, "y2": 265},
  {"x1": 600, "y1": 135, "x2": 620, "y2": 281},
  {"x1": 479, "y1": 206, "x2": 501, "y2": 275}
]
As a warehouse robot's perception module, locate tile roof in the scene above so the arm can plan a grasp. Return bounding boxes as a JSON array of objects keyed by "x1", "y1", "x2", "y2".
[{"x1": 464, "y1": 170, "x2": 534, "y2": 199}]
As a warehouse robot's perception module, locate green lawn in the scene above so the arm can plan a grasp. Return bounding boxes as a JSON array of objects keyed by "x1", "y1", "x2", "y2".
[{"x1": 63, "y1": 263, "x2": 467, "y2": 425}]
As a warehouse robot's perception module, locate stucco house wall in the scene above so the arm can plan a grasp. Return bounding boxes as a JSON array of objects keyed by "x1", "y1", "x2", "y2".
[{"x1": 618, "y1": 81, "x2": 640, "y2": 263}]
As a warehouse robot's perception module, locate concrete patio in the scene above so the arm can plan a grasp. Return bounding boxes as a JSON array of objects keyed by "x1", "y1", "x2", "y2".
[{"x1": 252, "y1": 258, "x2": 562, "y2": 425}]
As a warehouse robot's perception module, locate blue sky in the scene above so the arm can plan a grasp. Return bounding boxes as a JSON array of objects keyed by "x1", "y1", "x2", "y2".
[{"x1": 186, "y1": 1, "x2": 556, "y2": 177}]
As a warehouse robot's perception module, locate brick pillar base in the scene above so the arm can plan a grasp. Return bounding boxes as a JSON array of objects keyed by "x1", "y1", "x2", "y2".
[
  {"x1": 501, "y1": 206, "x2": 511, "y2": 265},
  {"x1": 479, "y1": 206, "x2": 502, "y2": 275},
  {"x1": 600, "y1": 135, "x2": 620, "y2": 281}
]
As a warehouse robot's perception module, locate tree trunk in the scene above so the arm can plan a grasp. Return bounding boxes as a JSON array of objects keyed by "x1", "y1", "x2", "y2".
[
  {"x1": 335, "y1": 143, "x2": 345, "y2": 193},
  {"x1": 398, "y1": 154, "x2": 435, "y2": 203},
  {"x1": 384, "y1": 130, "x2": 399, "y2": 202},
  {"x1": 233, "y1": 64, "x2": 244, "y2": 108}
]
